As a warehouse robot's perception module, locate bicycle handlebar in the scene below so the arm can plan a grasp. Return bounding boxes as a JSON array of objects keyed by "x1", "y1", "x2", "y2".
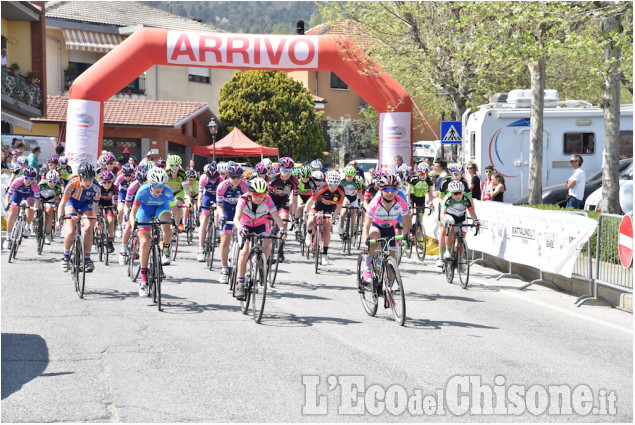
[
  {"x1": 367, "y1": 234, "x2": 404, "y2": 245},
  {"x1": 445, "y1": 222, "x2": 480, "y2": 237},
  {"x1": 63, "y1": 215, "x2": 97, "y2": 220}
]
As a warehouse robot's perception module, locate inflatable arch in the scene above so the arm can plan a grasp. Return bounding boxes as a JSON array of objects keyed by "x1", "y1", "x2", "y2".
[{"x1": 66, "y1": 28, "x2": 412, "y2": 171}]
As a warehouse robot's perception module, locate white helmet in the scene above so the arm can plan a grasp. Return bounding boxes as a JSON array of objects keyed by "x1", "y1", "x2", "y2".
[
  {"x1": 217, "y1": 161, "x2": 228, "y2": 174},
  {"x1": 310, "y1": 159, "x2": 323, "y2": 170},
  {"x1": 326, "y1": 170, "x2": 341, "y2": 186},
  {"x1": 46, "y1": 169, "x2": 60, "y2": 183},
  {"x1": 448, "y1": 180, "x2": 464, "y2": 193},
  {"x1": 311, "y1": 170, "x2": 324, "y2": 181},
  {"x1": 147, "y1": 167, "x2": 168, "y2": 185},
  {"x1": 261, "y1": 158, "x2": 273, "y2": 169},
  {"x1": 417, "y1": 163, "x2": 430, "y2": 174}
]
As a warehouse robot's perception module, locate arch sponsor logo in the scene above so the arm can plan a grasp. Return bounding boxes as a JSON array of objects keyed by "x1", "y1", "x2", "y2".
[
  {"x1": 384, "y1": 126, "x2": 406, "y2": 141},
  {"x1": 73, "y1": 113, "x2": 94, "y2": 129},
  {"x1": 167, "y1": 31, "x2": 319, "y2": 69}
]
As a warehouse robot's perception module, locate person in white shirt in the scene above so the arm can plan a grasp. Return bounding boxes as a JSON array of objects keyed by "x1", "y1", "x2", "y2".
[
  {"x1": 1, "y1": 49, "x2": 7, "y2": 67},
  {"x1": 566, "y1": 154, "x2": 585, "y2": 209}
]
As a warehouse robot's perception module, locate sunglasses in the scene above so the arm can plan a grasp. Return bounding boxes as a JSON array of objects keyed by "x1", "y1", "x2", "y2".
[
  {"x1": 151, "y1": 184, "x2": 163, "y2": 189},
  {"x1": 569, "y1": 160, "x2": 578, "y2": 163},
  {"x1": 251, "y1": 192, "x2": 266, "y2": 198},
  {"x1": 12, "y1": 153, "x2": 19, "y2": 156},
  {"x1": 106, "y1": 162, "x2": 114, "y2": 165},
  {"x1": 452, "y1": 172, "x2": 462, "y2": 176},
  {"x1": 24, "y1": 177, "x2": 35, "y2": 181},
  {"x1": 467, "y1": 167, "x2": 474, "y2": 170},
  {"x1": 229, "y1": 175, "x2": 242, "y2": 179},
  {"x1": 328, "y1": 184, "x2": 339, "y2": 189},
  {"x1": 381, "y1": 187, "x2": 397, "y2": 193},
  {"x1": 170, "y1": 164, "x2": 179, "y2": 168},
  {"x1": 281, "y1": 168, "x2": 293, "y2": 173},
  {"x1": 485, "y1": 170, "x2": 493, "y2": 173},
  {"x1": 452, "y1": 191, "x2": 463, "y2": 196}
]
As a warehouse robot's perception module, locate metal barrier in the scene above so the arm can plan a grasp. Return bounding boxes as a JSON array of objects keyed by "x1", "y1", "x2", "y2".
[{"x1": 576, "y1": 213, "x2": 633, "y2": 307}]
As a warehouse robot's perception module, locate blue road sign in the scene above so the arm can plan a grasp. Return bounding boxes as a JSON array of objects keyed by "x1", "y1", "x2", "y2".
[{"x1": 441, "y1": 121, "x2": 462, "y2": 144}]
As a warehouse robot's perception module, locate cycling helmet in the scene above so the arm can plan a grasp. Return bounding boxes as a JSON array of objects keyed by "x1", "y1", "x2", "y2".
[
  {"x1": 145, "y1": 160, "x2": 154, "y2": 169},
  {"x1": 22, "y1": 166, "x2": 37, "y2": 178},
  {"x1": 372, "y1": 170, "x2": 383, "y2": 182},
  {"x1": 104, "y1": 154, "x2": 116, "y2": 164},
  {"x1": 17, "y1": 156, "x2": 28, "y2": 165},
  {"x1": 121, "y1": 163, "x2": 134, "y2": 176},
  {"x1": 299, "y1": 165, "x2": 312, "y2": 178},
  {"x1": 155, "y1": 158, "x2": 166, "y2": 168},
  {"x1": 243, "y1": 169, "x2": 253, "y2": 179},
  {"x1": 205, "y1": 164, "x2": 219, "y2": 180},
  {"x1": 278, "y1": 157, "x2": 294, "y2": 169},
  {"x1": 261, "y1": 158, "x2": 272, "y2": 169},
  {"x1": 448, "y1": 180, "x2": 464, "y2": 193},
  {"x1": 355, "y1": 175, "x2": 364, "y2": 186},
  {"x1": 311, "y1": 170, "x2": 324, "y2": 182},
  {"x1": 271, "y1": 165, "x2": 281, "y2": 175},
  {"x1": 217, "y1": 161, "x2": 228, "y2": 174},
  {"x1": 135, "y1": 168, "x2": 148, "y2": 183},
  {"x1": 49, "y1": 156, "x2": 60, "y2": 166},
  {"x1": 226, "y1": 163, "x2": 243, "y2": 176},
  {"x1": 59, "y1": 156, "x2": 68, "y2": 164},
  {"x1": 204, "y1": 161, "x2": 216, "y2": 174},
  {"x1": 147, "y1": 167, "x2": 168, "y2": 185},
  {"x1": 77, "y1": 162, "x2": 96, "y2": 179},
  {"x1": 46, "y1": 169, "x2": 61, "y2": 183},
  {"x1": 167, "y1": 154, "x2": 182, "y2": 167},
  {"x1": 185, "y1": 169, "x2": 198, "y2": 180},
  {"x1": 325, "y1": 170, "x2": 341, "y2": 186},
  {"x1": 97, "y1": 155, "x2": 106, "y2": 166},
  {"x1": 448, "y1": 162, "x2": 464, "y2": 174},
  {"x1": 417, "y1": 163, "x2": 430, "y2": 174},
  {"x1": 379, "y1": 173, "x2": 399, "y2": 188},
  {"x1": 100, "y1": 170, "x2": 115, "y2": 183},
  {"x1": 344, "y1": 165, "x2": 356, "y2": 177},
  {"x1": 248, "y1": 177, "x2": 268, "y2": 194},
  {"x1": 255, "y1": 162, "x2": 267, "y2": 176},
  {"x1": 310, "y1": 159, "x2": 323, "y2": 170}
]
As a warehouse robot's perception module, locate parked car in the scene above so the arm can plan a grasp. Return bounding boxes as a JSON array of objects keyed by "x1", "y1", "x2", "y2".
[
  {"x1": 1, "y1": 134, "x2": 59, "y2": 166},
  {"x1": 514, "y1": 158, "x2": 632, "y2": 206},
  {"x1": 355, "y1": 159, "x2": 378, "y2": 184},
  {"x1": 584, "y1": 160, "x2": 633, "y2": 214}
]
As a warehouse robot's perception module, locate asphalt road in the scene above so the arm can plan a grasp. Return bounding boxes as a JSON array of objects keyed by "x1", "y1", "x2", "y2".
[{"x1": 1, "y1": 229, "x2": 632, "y2": 422}]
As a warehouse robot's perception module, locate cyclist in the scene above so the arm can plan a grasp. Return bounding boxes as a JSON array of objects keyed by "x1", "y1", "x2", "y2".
[
  {"x1": 267, "y1": 157, "x2": 298, "y2": 263},
  {"x1": 254, "y1": 162, "x2": 268, "y2": 180},
  {"x1": 233, "y1": 178, "x2": 287, "y2": 300},
  {"x1": 184, "y1": 168, "x2": 199, "y2": 228},
  {"x1": 216, "y1": 163, "x2": 248, "y2": 283},
  {"x1": 118, "y1": 167, "x2": 148, "y2": 264},
  {"x1": 310, "y1": 159, "x2": 327, "y2": 174},
  {"x1": 57, "y1": 162, "x2": 100, "y2": 272},
  {"x1": 217, "y1": 161, "x2": 229, "y2": 180},
  {"x1": 165, "y1": 155, "x2": 192, "y2": 232},
  {"x1": 435, "y1": 162, "x2": 470, "y2": 267},
  {"x1": 3, "y1": 166, "x2": 41, "y2": 249},
  {"x1": 407, "y1": 163, "x2": 434, "y2": 241},
  {"x1": 336, "y1": 165, "x2": 364, "y2": 237},
  {"x1": 294, "y1": 165, "x2": 316, "y2": 223},
  {"x1": 303, "y1": 170, "x2": 345, "y2": 266},
  {"x1": 97, "y1": 170, "x2": 117, "y2": 253},
  {"x1": 114, "y1": 163, "x2": 136, "y2": 237},
  {"x1": 101, "y1": 153, "x2": 120, "y2": 175},
  {"x1": 243, "y1": 169, "x2": 254, "y2": 180},
  {"x1": 196, "y1": 162, "x2": 221, "y2": 262},
  {"x1": 58, "y1": 156, "x2": 73, "y2": 186},
  {"x1": 155, "y1": 158, "x2": 167, "y2": 169},
  {"x1": 129, "y1": 167, "x2": 179, "y2": 294},
  {"x1": 8, "y1": 155, "x2": 28, "y2": 186},
  {"x1": 38, "y1": 169, "x2": 64, "y2": 244},
  {"x1": 361, "y1": 173, "x2": 409, "y2": 284},
  {"x1": 363, "y1": 171, "x2": 382, "y2": 210},
  {"x1": 440, "y1": 180, "x2": 480, "y2": 262}
]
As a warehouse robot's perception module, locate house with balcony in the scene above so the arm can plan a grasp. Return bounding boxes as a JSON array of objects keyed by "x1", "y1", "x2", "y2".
[{"x1": 1, "y1": 1, "x2": 46, "y2": 133}]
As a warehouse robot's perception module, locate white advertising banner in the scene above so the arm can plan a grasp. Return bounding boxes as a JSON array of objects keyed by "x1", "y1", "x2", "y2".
[
  {"x1": 467, "y1": 201, "x2": 597, "y2": 278},
  {"x1": 65, "y1": 99, "x2": 101, "y2": 170},
  {"x1": 167, "y1": 31, "x2": 319, "y2": 69},
  {"x1": 379, "y1": 112, "x2": 411, "y2": 173}
]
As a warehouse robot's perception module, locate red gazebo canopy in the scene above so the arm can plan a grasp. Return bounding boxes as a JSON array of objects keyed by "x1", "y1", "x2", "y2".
[{"x1": 192, "y1": 127, "x2": 279, "y2": 158}]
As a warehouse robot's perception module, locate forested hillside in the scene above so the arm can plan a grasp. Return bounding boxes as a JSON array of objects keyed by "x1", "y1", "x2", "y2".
[{"x1": 143, "y1": 1, "x2": 322, "y2": 34}]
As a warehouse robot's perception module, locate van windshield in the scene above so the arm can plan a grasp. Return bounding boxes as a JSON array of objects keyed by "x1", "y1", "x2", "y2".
[{"x1": 356, "y1": 162, "x2": 377, "y2": 173}]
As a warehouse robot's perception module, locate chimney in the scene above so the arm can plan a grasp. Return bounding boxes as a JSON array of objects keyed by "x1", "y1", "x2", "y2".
[{"x1": 296, "y1": 20, "x2": 305, "y2": 35}]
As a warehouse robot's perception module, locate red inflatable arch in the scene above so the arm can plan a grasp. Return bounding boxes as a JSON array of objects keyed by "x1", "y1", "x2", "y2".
[{"x1": 66, "y1": 28, "x2": 412, "y2": 171}]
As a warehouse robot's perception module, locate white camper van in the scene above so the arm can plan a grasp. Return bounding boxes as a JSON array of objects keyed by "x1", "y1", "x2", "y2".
[
  {"x1": 462, "y1": 89, "x2": 633, "y2": 203},
  {"x1": 413, "y1": 140, "x2": 441, "y2": 163}
]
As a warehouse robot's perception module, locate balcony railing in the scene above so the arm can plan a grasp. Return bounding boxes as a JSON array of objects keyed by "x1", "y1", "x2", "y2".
[{"x1": 1, "y1": 67, "x2": 42, "y2": 109}]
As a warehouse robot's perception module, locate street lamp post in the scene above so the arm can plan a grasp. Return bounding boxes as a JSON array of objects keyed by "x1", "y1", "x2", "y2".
[{"x1": 208, "y1": 119, "x2": 218, "y2": 162}]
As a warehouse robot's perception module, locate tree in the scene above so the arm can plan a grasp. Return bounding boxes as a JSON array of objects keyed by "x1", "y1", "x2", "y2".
[
  {"x1": 218, "y1": 70, "x2": 325, "y2": 161},
  {"x1": 327, "y1": 116, "x2": 377, "y2": 167}
]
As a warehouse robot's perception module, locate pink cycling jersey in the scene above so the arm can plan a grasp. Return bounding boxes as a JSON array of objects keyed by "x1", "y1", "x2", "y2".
[
  {"x1": 125, "y1": 180, "x2": 142, "y2": 205},
  {"x1": 8, "y1": 176, "x2": 41, "y2": 199},
  {"x1": 237, "y1": 194, "x2": 276, "y2": 227},
  {"x1": 366, "y1": 192, "x2": 408, "y2": 228}
]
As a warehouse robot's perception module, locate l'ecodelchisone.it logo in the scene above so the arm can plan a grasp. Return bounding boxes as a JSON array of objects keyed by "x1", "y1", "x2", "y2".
[
  {"x1": 74, "y1": 113, "x2": 94, "y2": 129},
  {"x1": 384, "y1": 126, "x2": 405, "y2": 141}
]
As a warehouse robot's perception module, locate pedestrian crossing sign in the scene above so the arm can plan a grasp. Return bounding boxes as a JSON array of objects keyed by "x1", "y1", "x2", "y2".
[{"x1": 441, "y1": 121, "x2": 462, "y2": 144}]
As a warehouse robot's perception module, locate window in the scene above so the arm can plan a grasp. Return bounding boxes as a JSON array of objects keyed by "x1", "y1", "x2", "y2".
[
  {"x1": 470, "y1": 133, "x2": 476, "y2": 159},
  {"x1": 188, "y1": 67, "x2": 210, "y2": 84},
  {"x1": 564, "y1": 132, "x2": 595, "y2": 155},
  {"x1": 330, "y1": 72, "x2": 348, "y2": 90},
  {"x1": 620, "y1": 131, "x2": 633, "y2": 159}
]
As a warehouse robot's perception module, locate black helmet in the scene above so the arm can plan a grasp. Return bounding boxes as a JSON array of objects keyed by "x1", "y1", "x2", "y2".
[{"x1": 77, "y1": 162, "x2": 96, "y2": 179}]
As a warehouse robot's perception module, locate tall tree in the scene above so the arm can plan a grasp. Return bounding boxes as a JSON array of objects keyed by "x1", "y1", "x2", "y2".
[{"x1": 218, "y1": 71, "x2": 325, "y2": 161}]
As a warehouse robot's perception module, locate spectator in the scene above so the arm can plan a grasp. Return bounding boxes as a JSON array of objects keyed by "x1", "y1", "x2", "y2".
[
  {"x1": 1, "y1": 146, "x2": 12, "y2": 173},
  {"x1": 128, "y1": 155, "x2": 137, "y2": 167},
  {"x1": 1, "y1": 48, "x2": 7, "y2": 67},
  {"x1": 348, "y1": 160, "x2": 365, "y2": 181},
  {"x1": 565, "y1": 154, "x2": 585, "y2": 209},
  {"x1": 481, "y1": 165, "x2": 495, "y2": 201},
  {"x1": 27, "y1": 146, "x2": 41, "y2": 172},
  {"x1": 433, "y1": 158, "x2": 448, "y2": 193},
  {"x1": 55, "y1": 144, "x2": 65, "y2": 157},
  {"x1": 9, "y1": 149, "x2": 21, "y2": 169},
  {"x1": 140, "y1": 151, "x2": 154, "y2": 166},
  {"x1": 12, "y1": 139, "x2": 26, "y2": 154},
  {"x1": 489, "y1": 172, "x2": 506, "y2": 202},
  {"x1": 466, "y1": 161, "x2": 481, "y2": 201},
  {"x1": 394, "y1": 154, "x2": 404, "y2": 171}
]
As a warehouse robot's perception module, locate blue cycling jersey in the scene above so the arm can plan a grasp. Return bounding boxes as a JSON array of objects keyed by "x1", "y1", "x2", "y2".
[{"x1": 133, "y1": 184, "x2": 176, "y2": 206}]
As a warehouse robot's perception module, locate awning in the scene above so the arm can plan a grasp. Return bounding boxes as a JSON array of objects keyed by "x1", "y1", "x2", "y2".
[
  {"x1": 62, "y1": 29, "x2": 124, "y2": 53},
  {"x1": 1, "y1": 110, "x2": 33, "y2": 131}
]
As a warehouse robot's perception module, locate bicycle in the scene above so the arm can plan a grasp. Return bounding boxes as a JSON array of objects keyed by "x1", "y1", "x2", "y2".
[
  {"x1": 127, "y1": 229, "x2": 141, "y2": 282},
  {"x1": 356, "y1": 235, "x2": 406, "y2": 326},
  {"x1": 184, "y1": 203, "x2": 197, "y2": 245},
  {"x1": 266, "y1": 217, "x2": 290, "y2": 287},
  {"x1": 297, "y1": 211, "x2": 308, "y2": 256},
  {"x1": 340, "y1": 205, "x2": 362, "y2": 255},
  {"x1": 404, "y1": 205, "x2": 432, "y2": 261},
  {"x1": 204, "y1": 206, "x2": 218, "y2": 270},
  {"x1": 443, "y1": 222, "x2": 480, "y2": 288},
  {"x1": 307, "y1": 212, "x2": 331, "y2": 274},
  {"x1": 6, "y1": 203, "x2": 38, "y2": 263},
  {"x1": 93, "y1": 207, "x2": 110, "y2": 265},
  {"x1": 63, "y1": 215, "x2": 97, "y2": 299},
  {"x1": 240, "y1": 233, "x2": 280, "y2": 323},
  {"x1": 135, "y1": 218, "x2": 172, "y2": 311},
  {"x1": 35, "y1": 204, "x2": 45, "y2": 255}
]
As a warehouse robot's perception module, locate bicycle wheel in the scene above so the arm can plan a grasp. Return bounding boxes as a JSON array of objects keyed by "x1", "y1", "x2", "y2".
[
  {"x1": 457, "y1": 238, "x2": 470, "y2": 289},
  {"x1": 268, "y1": 238, "x2": 279, "y2": 288},
  {"x1": 314, "y1": 227, "x2": 321, "y2": 274},
  {"x1": 384, "y1": 257, "x2": 405, "y2": 326},
  {"x1": 8, "y1": 219, "x2": 22, "y2": 263},
  {"x1": 36, "y1": 211, "x2": 45, "y2": 255},
  {"x1": 171, "y1": 230, "x2": 179, "y2": 261},
  {"x1": 340, "y1": 213, "x2": 348, "y2": 252},
  {"x1": 354, "y1": 211, "x2": 363, "y2": 249},
  {"x1": 101, "y1": 218, "x2": 109, "y2": 266},
  {"x1": 252, "y1": 253, "x2": 267, "y2": 323},
  {"x1": 415, "y1": 222, "x2": 427, "y2": 261},
  {"x1": 405, "y1": 231, "x2": 413, "y2": 259},
  {"x1": 299, "y1": 221, "x2": 306, "y2": 256},
  {"x1": 75, "y1": 236, "x2": 86, "y2": 299},
  {"x1": 241, "y1": 254, "x2": 254, "y2": 315},
  {"x1": 130, "y1": 236, "x2": 141, "y2": 282},
  {"x1": 207, "y1": 222, "x2": 217, "y2": 270},
  {"x1": 395, "y1": 239, "x2": 403, "y2": 265},
  {"x1": 444, "y1": 240, "x2": 455, "y2": 284},
  {"x1": 186, "y1": 210, "x2": 195, "y2": 245},
  {"x1": 345, "y1": 213, "x2": 352, "y2": 255},
  {"x1": 357, "y1": 253, "x2": 378, "y2": 316}
]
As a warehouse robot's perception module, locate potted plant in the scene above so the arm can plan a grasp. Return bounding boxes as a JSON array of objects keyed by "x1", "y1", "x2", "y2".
[
  {"x1": 25, "y1": 71, "x2": 38, "y2": 84},
  {"x1": 8, "y1": 62, "x2": 20, "y2": 76}
]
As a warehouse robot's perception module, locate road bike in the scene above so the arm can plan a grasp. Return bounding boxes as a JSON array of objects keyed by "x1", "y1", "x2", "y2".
[
  {"x1": 404, "y1": 205, "x2": 432, "y2": 261},
  {"x1": 63, "y1": 215, "x2": 97, "y2": 299},
  {"x1": 135, "y1": 218, "x2": 172, "y2": 311},
  {"x1": 240, "y1": 233, "x2": 280, "y2": 323},
  {"x1": 93, "y1": 207, "x2": 110, "y2": 265},
  {"x1": 35, "y1": 204, "x2": 45, "y2": 255},
  {"x1": 339, "y1": 205, "x2": 362, "y2": 255},
  {"x1": 296, "y1": 211, "x2": 308, "y2": 256},
  {"x1": 357, "y1": 235, "x2": 406, "y2": 326},
  {"x1": 266, "y1": 218, "x2": 290, "y2": 287},
  {"x1": 127, "y1": 229, "x2": 141, "y2": 282},
  {"x1": 7, "y1": 203, "x2": 38, "y2": 263},
  {"x1": 307, "y1": 211, "x2": 331, "y2": 274},
  {"x1": 184, "y1": 203, "x2": 197, "y2": 245},
  {"x1": 443, "y1": 222, "x2": 480, "y2": 288}
]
